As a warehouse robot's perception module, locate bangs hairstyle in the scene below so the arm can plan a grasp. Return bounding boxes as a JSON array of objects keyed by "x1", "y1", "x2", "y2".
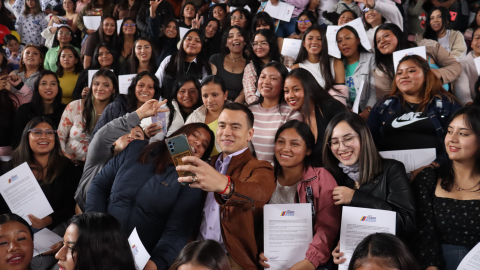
[
  {"x1": 348, "y1": 233, "x2": 420, "y2": 270},
  {"x1": 117, "y1": 17, "x2": 139, "y2": 58},
  {"x1": 19, "y1": 44, "x2": 45, "y2": 73},
  {"x1": 0, "y1": 213, "x2": 33, "y2": 241},
  {"x1": 249, "y1": 29, "x2": 283, "y2": 76},
  {"x1": 221, "y1": 26, "x2": 248, "y2": 57},
  {"x1": 131, "y1": 37, "x2": 158, "y2": 73},
  {"x1": 285, "y1": 68, "x2": 335, "y2": 126},
  {"x1": 169, "y1": 240, "x2": 230, "y2": 270},
  {"x1": 201, "y1": 75, "x2": 227, "y2": 93},
  {"x1": 229, "y1": 7, "x2": 251, "y2": 29},
  {"x1": 91, "y1": 43, "x2": 118, "y2": 71},
  {"x1": 251, "y1": 12, "x2": 275, "y2": 32},
  {"x1": 252, "y1": 62, "x2": 288, "y2": 106},
  {"x1": 83, "y1": 69, "x2": 118, "y2": 135},
  {"x1": 125, "y1": 71, "x2": 161, "y2": 112},
  {"x1": 138, "y1": 123, "x2": 214, "y2": 175},
  {"x1": 273, "y1": 120, "x2": 315, "y2": 178},
  {"x1": 373, "y1": 23, "x2": 417, "y2": 81},
  {"x1": 336, "y1": 26, "x2": 368, "y2": 56},
  {"x1": 56, "y1": 45, "x2": 83, "y2": 76},
  {"x1": 390, "y1": 55, "x2": 457, "y2": 112},
  {"x1": 23, "y1": 0, "x2": 42, "y2": 16},
  {"x1": 295, "y1": 10, "x2": 316, "y2": 34},
  {"x1": 52, "y1": 25, "x2": 77, "y2": 48},
  {"x1": 31, "y1": 70, "x2": 63, "y2": 115},
  {"x1": 201, "y1": 17, "x2": 220, "y2": 40},
  {"x1": 363, "y1": 8, "x2": 386, "y2": 30},
  {"x1": 11, "y1": 116, "x2": 67, "y2": 185},
  {"x1": 437, "y1": 106, "x2": 480, "y2": 192},
  {"x1": 322, "y1": 111, "x2": 382, "y2": 186},
  {"x1": 70, "y1": 212, "x2": 137, "y2": 270},
  {"x1": 166, "y1": 74, "x2": 202, "y2": 130},
  {"x1": 294, "y1": 26, "x2": 337, "y2": 92},
  {"x1": 98, "y1": 15, "x2": 118, "y2": 45},
  {"x1": 163, "y1": 18, "x2": 180, "y2": 40},
  {"x1": 423, "y1": 6, "x2": 450, "y2": 41}
]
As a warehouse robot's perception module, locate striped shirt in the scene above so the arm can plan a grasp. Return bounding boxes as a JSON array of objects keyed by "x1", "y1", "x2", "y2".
[{"x1": 250, "y1": 103, "x2": 303, "y2": 164}]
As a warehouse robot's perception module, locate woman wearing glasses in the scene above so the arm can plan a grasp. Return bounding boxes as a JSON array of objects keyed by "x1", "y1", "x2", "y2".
[
  {"x1": 116, "y1": 17, "x2": 139, "y2": 66},
  {"x1": 229, "y1": 8, "x2": 250, "y2": 30},
  {"x1": 44, "y1": 26, "x2": 81, "y2": 73},
  {"x1": 287, "y1": 10, "x2": 315, "y2": 40},
  {"x1": 2, "y1": 116, "x2": 81, "y2": 231},
  {"x1": 324, "y1": 112, "x2": 416, "y2": 265}
]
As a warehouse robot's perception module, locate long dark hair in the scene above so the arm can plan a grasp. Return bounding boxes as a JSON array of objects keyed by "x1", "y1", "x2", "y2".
[
  {"x1": 338, "y1": 9, "x2": 358, "y2": 25},
  {"x1": 251, "y1": 11, "x2": 275, "y2": 33},
  {"x1": 229, "y1": 7, "x2": 251, "y2": 29},
  {"x1": 160, "y1": 18, "x2": 180, "y2": 44},
  {"x1": 70, "y1": 212, "x2": 136, "y2": 270},
  {"x1": 169, "y1": 240, "x2": 230, "y2": 270},
  {"x1": 273, "y1": 120, "x2": 315, "y2": 178},
  {"x1": 138, "y1": 123, "x2": 214, "y2": 175},
  {"x1": 166, "y1": 74, "x2": 202, "y2": 130},
  {"x1": 295, "y1": 10, "x2": 316, "y2": 34},
  {"x1": 251, "y1": 62, "x2": 288, "y2": 106},
  {"x1": 179, "y1": 2, "x2": 196, "y2": 24},
  {"x1": 0, "y1": 90, "x2": 19, "y2": 118},
  {"x1": 131, "y1": 37, "x2": 158, "y2": 74},
  {"x1": 90, "y1": 43, "x2": 119, "y2": 72},
  {"x1": 118, "y1": 0, "x2": 140, "y2": 12},
  {"x1": 374, "y1": 23, "x2": 417, "y2": 81},
  {"x1": 52, "y1": 25, "x2": 77, "y2": 48},
  {"x1": 348, "y1": 233, "x2": 420, "y2": 270},
  {"x1": 363, "y1": 8, "x2": 387, "y2": 30},
  {"x1": 437, "y1": 106, "x2": 480, "y2": 192},
  {"x1": 56, "y1": 46, "x2": 83, "y2": 77},
  {"x1": 19, "y1": 44, "x2": 45, "y2": 73},
  {"x1": 469, "y1": 7, "x2": 480, "y2": 29},
  {"x1": 201, "y1": 75, "x2": 227, "y2": 93},
  {"x1": 164, "y1": 29, "x2": 211, "y2": 81},
  {"x1": 294, "y1": 26, "x2": 336, "y2": 91},
  {"x1": 117, "y1": 17, "x2": 139, "y2": 59},
  {"x1": 0, "y1": 213, "x2": 34, "y2": 241},
  {"x1": 83, "y1": 69, "x2": 118, "y2": 135},
  {"x1": 31, "y1": 70, "x2": 63, "y2": 115},
  {"x1": 249, "y1": 29, "x2": 283, "y2": 76},
  {"x1": 336, "y1": 26, "x2": 368, "y2": 58},
  {"x1": 220, "y1": 25, "x2": 248, "y2": 57},
  {"x1": 423, "y1": 7, "x2": 450, "y2": 41},
  {"x1": 96, "y1": 15, "x2": 118, "y2": 45},
  {"x1": 125, "y1": 71, "x2": 161, "y2": 112},
  {"x1": 11, "y1": 116, "x2": 67, "y2": 185},
  {"x1": 23, "y1": 0, "x2": 42, "y2": 16},
  {"x1": 474, "y1": 76, "x2": 480, "y2": 107},
  {"x1": 322, "y1": 112, "x2": 383, "y2": 186},
  {"x1": 285, "y1": 68, "x2": 335, "y2": 125}
]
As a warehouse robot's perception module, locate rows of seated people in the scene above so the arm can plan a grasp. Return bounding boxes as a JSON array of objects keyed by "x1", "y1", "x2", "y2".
[{"x1": 0, "y1": 0, "x2": 480, "y2": 269}]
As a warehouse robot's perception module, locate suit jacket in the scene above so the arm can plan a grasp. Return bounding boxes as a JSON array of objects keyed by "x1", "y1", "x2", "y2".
[{"x1": 211, "y1": 149, "x2": 276, "y2": 269}]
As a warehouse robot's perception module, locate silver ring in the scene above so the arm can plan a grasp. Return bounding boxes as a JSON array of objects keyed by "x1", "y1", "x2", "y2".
[{"x1": 191, "y1": 176, "x2": 197, "y2": 182}]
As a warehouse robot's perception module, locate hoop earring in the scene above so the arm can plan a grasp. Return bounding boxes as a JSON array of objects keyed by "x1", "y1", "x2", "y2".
[{"x1": 30, "y1": 248, "x2": 43, "y2": 268}]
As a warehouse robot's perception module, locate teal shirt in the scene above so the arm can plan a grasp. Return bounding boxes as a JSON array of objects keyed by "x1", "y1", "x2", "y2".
[
  {"x1": 345, "y1": 61, "x2": 359, "y2": 104},
  {"x1": 44, "y1": 46, "x2": 81, "y2": 72}
]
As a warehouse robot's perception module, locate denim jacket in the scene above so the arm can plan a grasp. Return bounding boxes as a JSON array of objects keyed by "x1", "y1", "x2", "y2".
[{"x1": 367, "y1": 94, "x2": 462, "y2": 164}]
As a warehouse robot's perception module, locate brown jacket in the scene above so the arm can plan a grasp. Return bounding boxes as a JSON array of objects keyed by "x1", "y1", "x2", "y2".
[{"x1": 211, "y1": 149, "x2": 276, "y2": 270}]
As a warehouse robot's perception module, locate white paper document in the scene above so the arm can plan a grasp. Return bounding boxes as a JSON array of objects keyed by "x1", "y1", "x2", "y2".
[
  {"x1": 229, "y1": 5, "x2": 251, "y2": 12},
  {"x1": 352, "y1": 80, "x2": 364, "y2": 113},
  {"x1": 83, "y1": 16, "x2": 101, "y2": 31},
  {"x1": 129, "y1": 228, "x2": 150, "y2": 270},
  {"x1": 33, "y1": 228, "x2": 63, "y2": 257},
  {"x1": 264, "y1": 2, "x2": 294, "y2": 22},
  {"x1": 117, "y1": 20, "x2": 123, "y2": 35},
  {"x1": 118, "y1": 74, "x2": 136, "y2": 95},
  {"x1": 392, "y1": 46, "x2": 426, "y2": 72},
  {"x1": 263, "y1": 203, "x2": 313, "y2": 270},
  {"x1": 179, "y1": 27, "x2": 189, "y2": 40},
  {"x1": 339, "y1": 206, "x2": 396, "y2": 270},
  {"x1": 474, "y1": 57, "x2": 480, "y2": 76},
  {"x1": 0, "y1": 163, "x2": 53, "y2": 225},
  {"x1": 457, "y1": 242, "x2": 480, "y2": 270},
  {"x1": 88, "y1": 69, "x2": 114, "y2": 87},
  {"x1": 281, "y1": 38, "x2": 302, "y2": 60},
  {"x1": 379, "y1": 148, "x2": 436, "y2": 173},
  {"x1": 327, "y1": 19, "x2": 372, "y2": 59}
]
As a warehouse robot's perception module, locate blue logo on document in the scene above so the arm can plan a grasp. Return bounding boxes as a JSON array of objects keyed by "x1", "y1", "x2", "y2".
[
  {"x1": 281, "y1": 210, "x2": 295, "y2": 216},
  {"x1": 131, "y1": 244, "x2": 138, "y2": 255},
  {"x1": 8, "y1": 175, "x2": 18, "y2": 183},
  {"x1": 360, "y1": 215, "x2": 376, "y2": 222}
]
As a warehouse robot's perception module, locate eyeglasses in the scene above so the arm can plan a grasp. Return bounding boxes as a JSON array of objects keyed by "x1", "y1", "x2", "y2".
[
  {"x1": 231, "y1": 16, "x2": 245, "y2": 20},
  {"x1": 124, "y1": 23, "x2": 136, "y2": 27},
  {"x1": 28, "y1": 129, "x2": 56, "y2": 138},
  {"x1": 328, "y1": 135, "x2": 359, "y2": 151},
  {"x1": 58, "y1": 31, "x2": 71, "y2": 36},
  {"x1": 297, "y1": 19, "x2": 311, "y2": 23},
  {"x1": 251, "y1": 41, "x2": 269, "y2": 47}
]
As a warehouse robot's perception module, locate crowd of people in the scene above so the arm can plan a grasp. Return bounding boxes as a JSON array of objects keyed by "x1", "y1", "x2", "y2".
[{"x1": 0, "y1": 0, "x2": 479, "y2": 269}]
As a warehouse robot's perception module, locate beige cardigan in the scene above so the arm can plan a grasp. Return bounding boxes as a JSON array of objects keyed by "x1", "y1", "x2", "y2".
[{"x1": 415, "y1": 30, "x2": 467, "y2": 60}]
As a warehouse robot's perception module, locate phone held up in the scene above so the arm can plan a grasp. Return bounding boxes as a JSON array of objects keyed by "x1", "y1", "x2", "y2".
[{"x1": 166, "y1": 134, "x2": 195, "y2": 185}]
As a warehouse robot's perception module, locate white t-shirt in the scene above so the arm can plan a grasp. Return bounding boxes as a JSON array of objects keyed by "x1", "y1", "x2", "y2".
[{"x1": 438, "y1": 30, "x2": 451, "y2": 53}]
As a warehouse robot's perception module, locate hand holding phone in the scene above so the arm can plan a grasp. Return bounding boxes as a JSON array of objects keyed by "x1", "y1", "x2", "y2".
[{"x1": 166, "y1": 134, "x2": 195, "y2": 181}]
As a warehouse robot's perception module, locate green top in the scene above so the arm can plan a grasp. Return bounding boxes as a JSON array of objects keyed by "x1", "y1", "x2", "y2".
[
  {"x1": 44, "y1": 46, "x2": 81, "y2": 73},
  {"x1": 345, "y1": 61, "x2": 359, "y2": 104}
]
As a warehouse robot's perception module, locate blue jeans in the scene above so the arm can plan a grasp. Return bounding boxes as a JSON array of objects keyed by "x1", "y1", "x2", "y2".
[
  {"x1": 441, "y1": 244, "x2": 468, "y2": 270},
  {"x1": 276, "y1": 16, "x2": 297, "y2": 38}
]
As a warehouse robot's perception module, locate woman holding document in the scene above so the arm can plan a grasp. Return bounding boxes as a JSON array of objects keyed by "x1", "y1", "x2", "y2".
[
  {"x1": 259, "y1": 120, "x2": 341, "y2": 270},
  {"x1": 411, "y1": 106, "x2": 480, "y2": 270},
  {"x1": 323, "y1": 112, "x2": 415, "y2": 239},
  {"x1": 367, "y1": 55, "x2": 461, "y2": 179}
]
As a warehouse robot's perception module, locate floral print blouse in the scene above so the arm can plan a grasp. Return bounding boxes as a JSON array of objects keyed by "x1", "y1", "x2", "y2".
[
  {"x1": 58, "y1": 100, "x2": 90, "y2": 162},
  {"x1": 15, "y1": 13, "x2": 48, "y2": 46}
]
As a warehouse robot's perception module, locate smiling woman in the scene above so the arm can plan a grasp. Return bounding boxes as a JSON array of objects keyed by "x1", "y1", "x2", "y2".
[{"x1": 0, "y1": 213, "x2": 34, "y2": 270}]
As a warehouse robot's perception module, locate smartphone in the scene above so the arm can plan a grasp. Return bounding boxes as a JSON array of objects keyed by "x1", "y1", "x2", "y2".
[{"x1": 165, "y1": 134, "x2": 195, "y2": 182}]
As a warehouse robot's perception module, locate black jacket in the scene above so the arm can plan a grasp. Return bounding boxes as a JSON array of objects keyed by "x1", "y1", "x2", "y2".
[{"x1": 336, "y1": 159, "x2": 416, "y2": 238}]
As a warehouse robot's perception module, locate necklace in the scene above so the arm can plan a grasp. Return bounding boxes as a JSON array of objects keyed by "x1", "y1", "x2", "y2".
[
  {"x1": 454, "y1": 181, "x2": 480, "y2": 191},
  {"x1": 228, "y1": 54, "x2": 242, "y2": 72},
  {"x1": 184, "y1": 61, "x2": 192, "y2": 74}
]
